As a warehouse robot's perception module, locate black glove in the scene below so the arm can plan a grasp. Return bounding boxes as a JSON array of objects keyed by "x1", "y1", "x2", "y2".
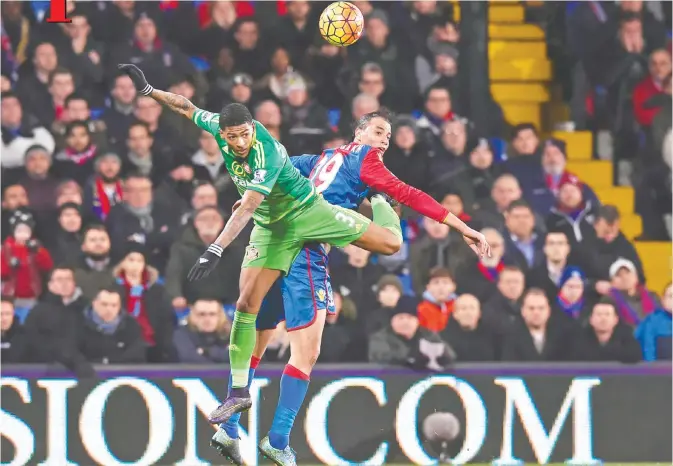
[
  {"x1": 26, "y1": 239, "x2": 40, "y2": 252},
  {"x1": 9, "y1": 257, "x2": 20, "y2": 268},
  {"x1": 117, "y1": 63, "x2": 153, "y2": 95},
  {"x1": 188, "y1": 244, "x2": 223, "y2": 281}
]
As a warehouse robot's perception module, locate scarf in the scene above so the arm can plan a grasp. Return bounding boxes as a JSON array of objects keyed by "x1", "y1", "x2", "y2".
[
  {"x1": 126, "y1": 203, "x2": 154, "y2": 232},
  {"x1": 92, "y1": 177, "x2": 123, "y2": 220},
  {"x1": 477, "y1": 261, "x2": 505, "y2": 282},
  {"x1": 557, "y1": 294, "x2": 584, "y2": 319},
  {"x1": 87, "y1": 306, "x2": 121, "y2": 335},
  {"x1": 117, "y1": 270, "x2": 155, "y2": 345},
  {"x1": 610, "y1": 286, "x2": 658, "y2": 326},
  {"x1": 545, "y1": 171, "x2": 576, "y2": 197},
  {"x1": 127, "y1": 151, "x2": 153, "y2": 176},
  {"x1": 64, "y1": 144, "x2": 97, "y2": 165}
]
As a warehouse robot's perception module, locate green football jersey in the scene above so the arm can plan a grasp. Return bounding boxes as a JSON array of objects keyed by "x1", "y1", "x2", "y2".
[{"x1": 192, "y1": 108, "x2": 317, "y2": 225}]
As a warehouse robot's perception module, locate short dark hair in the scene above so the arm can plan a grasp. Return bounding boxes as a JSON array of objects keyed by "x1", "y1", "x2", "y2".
[
  {"x1": 49, "y1": 265, "x2": 75, "y2": 280},
  {"x1": 522, "y1": 287, "x2": 548, "y2": 304},
  {"x1": 545, "y1": 229, "x2": 568, "y2": 242},
  {"x1": 500, "y1": 265, "x2": 524, "y2": 277},
  {"x1": 82, "y1": 224, "x2": 108, "y2": 240},
  {"x1": 124, "y1": 172, "x2": 152, "y2": 184},
  {"x1": 1, "y1": 295, "x2": 15, "y2": 306},
  {"x1": 48, "y1": 67, "x2": 73, "y2": 86},
  {"x1": 1, "y1": 90, "x2": 18, "y2": 101},
  {"x1": 506, "y1": 198, "x2": 532, "y2": 214},
  {"x1": 596, "y1": 205, "x2": 620, "y2": 224},
  {"x1": 354, "y1": 108, "x2": 393, "y2": 133},
  {"x1": 219, "y1": 103, "x2": 253, "y2": 129},
  {"x1": 428, "y1": 267, "x2": 454, "y2": 283},
  {"x1": 511, "y1": 123, "x2": 538, "y2": 139},
  {"x1": 594, "y1": 297, "x2": 617, "y2": 313},
  {"x1": 128, "y1": 120, "x2": 151, "y2": 136},
  {"x1": 95, "y1": 286, "x2": 122, "y2": 300},
  {"x1": 65, "y1": 92, "x2": 89, "y2": 108},
  {"x1": 65, "y1": 120, "x2": 90, "y2": 136}
]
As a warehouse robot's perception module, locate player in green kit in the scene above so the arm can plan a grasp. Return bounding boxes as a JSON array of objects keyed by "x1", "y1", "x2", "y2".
[{"x1": 118, "y1": 63, "x2": 403, "y2": 420}]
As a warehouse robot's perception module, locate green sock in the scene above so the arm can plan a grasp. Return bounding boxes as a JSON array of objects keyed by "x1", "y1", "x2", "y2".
[
  {"x1": 370, "y1": 195, "x2": 403, "y2": 241},
  {"x1": 229, "y1": 311, "x2": 257, "y2": 388}
]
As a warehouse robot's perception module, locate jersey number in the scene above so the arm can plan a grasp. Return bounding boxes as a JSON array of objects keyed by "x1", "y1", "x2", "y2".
[
  {"x1": 335, "y1": 211, "x2": 356, "y2": 228},
  {"x1": 312, "y1": 154, "x2": 344, "y2": 194}
]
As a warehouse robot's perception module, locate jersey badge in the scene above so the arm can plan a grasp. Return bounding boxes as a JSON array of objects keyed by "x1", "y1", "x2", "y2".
[
  {"x1": 316, "y1": 288, "x2": 326, "y2": 303},
  {"x1": 253, "y1": 169, "x2": 267, "y2": 184},
  {"x1": 245, "y1": 246, "x2": 259, "y2": 261}
]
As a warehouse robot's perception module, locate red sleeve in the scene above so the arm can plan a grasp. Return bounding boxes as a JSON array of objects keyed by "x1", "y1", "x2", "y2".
[
  {"x1": 34, "y1": 247, "x2": 54, "y2": 272},
  {"x1": 360, "y1": 148, "x2": 449, "y2": 223}
]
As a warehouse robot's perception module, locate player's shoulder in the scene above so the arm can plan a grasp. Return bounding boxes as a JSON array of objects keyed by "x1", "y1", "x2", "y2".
[
  {"x1": 338, "y1": 142, "x2": 374, "y2": 156},
  {"x1": 194, "y1": 108, "x2": 219, "y2": 124}
]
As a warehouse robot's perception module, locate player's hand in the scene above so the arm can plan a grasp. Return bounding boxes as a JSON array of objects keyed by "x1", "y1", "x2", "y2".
[
  {"x1": 117, "y1": 64, "x2": 153, "y2": 95},
  {"x1": 187, "y1": 244, "x2": 223, "y2": 281},
  {"x1": 463, "y1": 229, "x2": 491, "y2": 258}
]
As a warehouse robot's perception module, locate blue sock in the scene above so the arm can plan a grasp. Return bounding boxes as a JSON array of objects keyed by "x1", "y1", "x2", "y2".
[
  {"x1": 220, "y1": 356, "x2": 259, "y2": 438},
  {"x1": 268, "y1": 365, "x2": 310, "y2": 450}
]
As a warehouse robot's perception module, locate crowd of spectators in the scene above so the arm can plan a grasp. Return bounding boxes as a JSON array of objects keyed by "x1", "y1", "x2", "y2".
[{"x1": 1, "y1": 1, "x2": 671, "y2": 374}]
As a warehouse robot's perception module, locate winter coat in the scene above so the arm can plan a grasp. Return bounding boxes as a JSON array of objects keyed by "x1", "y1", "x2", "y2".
[
  {"x1": 1, "y1": 237, "x2": 53, "y2": 299},
  {"x1": 635, "y1": 310, "x2": 673, "y2": 361},
  {"x1": 172, "y1": 326, "x2": 229, "y2": 363}
]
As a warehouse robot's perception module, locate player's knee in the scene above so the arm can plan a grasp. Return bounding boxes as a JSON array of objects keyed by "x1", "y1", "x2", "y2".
[
  {"x1": 382, "y1": 235, "x2": 402, "y2": 255},
  {"x1": 236, "y1": 296, "x2": 255, "y2": 314}
]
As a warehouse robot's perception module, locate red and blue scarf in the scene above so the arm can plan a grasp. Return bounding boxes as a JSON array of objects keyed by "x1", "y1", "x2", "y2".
[
  {"x1": 92, "y1": 177, "x2": 122, "y2": 221},
  {"x1": 557, "y1": 294, "x2": 584, "y2": 319},
  {"x1": 477, "y1": 261, "x2": 505, "y2": 282},
  {"x1": 609, "y1": 286, "x2": 658, "y2": 326}
]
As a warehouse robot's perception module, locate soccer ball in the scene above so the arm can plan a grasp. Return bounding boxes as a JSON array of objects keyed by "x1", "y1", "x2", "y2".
[{"x1": 319, "y1": 2, "x2": 364, "y2": 47}]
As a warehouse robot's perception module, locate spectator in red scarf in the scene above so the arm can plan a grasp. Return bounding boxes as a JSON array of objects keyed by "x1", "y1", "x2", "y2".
[
  {"x1": 113, "y1": 241, "x2": 176, "y2": 362},
  {"x1": 83, "y1": 151, "x2": 123, "y2": 222},
  {"x1": 608, "y1": 258, "x2": 660, "y2": 327},
  {"x1": 53, "y1": 121, "x2": 99, "y2": 187},
  {"x1": 417, "y1": 267, "x2": 456, "y2": 332},
  {"x1": 1, "y1": 210, "x2": 53, "y2": 319},
  {"x1": 545, "y1": 177, "x2": 598, "y2": 246},
  {"x1": 556, "y1": 266, "x2": 592, "y2": 322},
  {"x1": 633, "y1": 49, "x2": 672, "y2": 127},
  {"x1": 455, "y1": 228, "x2": 508, "y2": 302}
]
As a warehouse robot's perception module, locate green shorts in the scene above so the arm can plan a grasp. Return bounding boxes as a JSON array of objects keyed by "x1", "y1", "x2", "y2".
[{"x1": 242, "y1": 197, "x2": 370, "y2": 274}]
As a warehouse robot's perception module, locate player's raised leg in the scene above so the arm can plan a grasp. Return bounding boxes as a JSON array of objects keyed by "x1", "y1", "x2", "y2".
[
  {"x1": 208, "y1": 265, "x2": 280, "y2": 424},
  {"x1": 354, "y1": 194, "x2": 403, "y2": 254}
]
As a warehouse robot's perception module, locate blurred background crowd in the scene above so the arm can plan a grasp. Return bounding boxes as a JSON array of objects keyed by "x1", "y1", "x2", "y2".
[{"x1": 1, "y1": 0, "x2": 671, "y2": 374}]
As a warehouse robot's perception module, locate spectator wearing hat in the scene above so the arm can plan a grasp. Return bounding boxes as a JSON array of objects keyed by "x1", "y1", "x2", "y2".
[
  {"x1": 106, "y1": 173, "x2": 179, "y2": 274},
  {"x1": 571, "y1": 299, "x2": 641, "y2": 363},
  {"x1": 19, "y1": 144, "x2": 60, "y2": 214},
  {"x1": 173, "y1": 298, "x2": 230, "y2": 364},
  {"x1": 1, "y1": 297, "x2": 26, "y2": 363},
  {"x1": 368, "y1": 304, "x2": 455, "y2": 370},
  {"x1": 437, "y1": 136, "x2": 503, "y2": 214},
  {"x1": 53, "y1": 121, "x2": 100, "y2": 187},
  {"x1": 82, "y1": 151, "x2": 123, "y2": 222},
  {"x1": 48, "y1": 203, "x2": 84, "y2": 265},
  {"x1": 555, "y1": 266, "x2": 592, "y2": 322},
  {"x1": 113, "y1": 242, "x2": 176, "y2": 362},
  {"x1": 583, "y1": 205, "x2": 646, "y2": 292},
  {"x1": 507, "y1": 123, "x2": 540, "y2": 159},
  {"x1": 441, "y1": 293, "x2": 498, "y2": 362},
  {"x1": 102, "y1": 74, "x2": 138, "y2": 148},
  {"x1": 545, "y1": 176, "x2": 598, "y2": 246},
  {"x1": 108, "y1": 13, "x2": 198, "y2": 92},
  {"x1": 166, "y1": 206, "x2": 243, "y2": 309},
  {"x1": 1, "y1": 91, "x2": 56, "y2": 178},
  {"x1": 384, "y1": 116, "x2": 430, "y2": 194},
  {"x1": 503, "y1": 200, "x2": 545, "y2": 272},
  {"x1": 1, "y1": 210, "x2": 53, "y2": 315},
  {"x1": 608, "y1": 258, "x2": 661, "y2": 327},
  {"x1": 281, "y1": 75, "x2": 330, "y2": 156},
  {"x1": 364, "y1": 274, "x2": 411, "y2": 336},
  {"x1": 417, "y1": 267, "x2": 457, "y2": 333},
  {"x1": 635, "y1": 282, "x2": 672, "y2": 361}
]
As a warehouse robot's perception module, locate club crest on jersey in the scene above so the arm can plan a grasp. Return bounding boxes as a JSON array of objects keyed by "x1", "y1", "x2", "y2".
[
  {"x1": 245, "y1": 246, "x2": 259, "y2": 261},
  {"x1": 253, "y1": 169, "x2": 267, "y2": 184},
  {"x1": 316, "y1": 288, "x2": 326, "y2": 303},
  {"x1": 232, "y1": 162, "x2": 247, "y2": 177}
]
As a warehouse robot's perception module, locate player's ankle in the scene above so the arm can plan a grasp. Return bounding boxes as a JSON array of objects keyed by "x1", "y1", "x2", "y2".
[{"x1": 229, "y1": 387, "x2": 250, "y2": 398}]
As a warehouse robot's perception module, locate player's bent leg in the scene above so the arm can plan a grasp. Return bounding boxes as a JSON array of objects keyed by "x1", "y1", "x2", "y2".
[
  {"x1": 209, "y1": 267, "x2": 281, "y2": 425},
  {"x1": 354, "y1": 221, "x2": 402, "y2": 255}
]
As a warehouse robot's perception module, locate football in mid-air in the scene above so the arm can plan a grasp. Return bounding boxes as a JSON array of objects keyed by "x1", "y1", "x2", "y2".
[{"x1": 319, "y1": 2, "x2": 364, "y2": 47}]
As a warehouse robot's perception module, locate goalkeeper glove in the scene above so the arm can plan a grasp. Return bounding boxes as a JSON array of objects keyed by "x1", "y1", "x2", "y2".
[
  {"x1": 117, "y1": 63, "x2": 153, "y2": 96},
  {"x1": 188, "y1": 244, "x2": 223, "y2": 281}
]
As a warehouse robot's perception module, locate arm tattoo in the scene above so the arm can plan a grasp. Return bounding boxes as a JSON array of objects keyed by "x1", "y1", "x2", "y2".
[
  {"x1": 214, "y1": 192, "x2": 264, "y2": 249},
  {"x1": 149, "y1": 89, "x2": 196, "y2": 118}
]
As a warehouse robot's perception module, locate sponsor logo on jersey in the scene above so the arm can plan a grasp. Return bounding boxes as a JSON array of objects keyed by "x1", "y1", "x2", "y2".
[
  {"x1": 232, "y1": 162, "x2": 246, "y2": 177},
  {"x1": 245, "y1": 246, "x2": 260, "y2": 261},
  {"x1": 253, "y1": 169, "x2": 267, "y2": 184},
  {"x1": 201, "y1": 112, "x2": 215, "y2": 123},
  {"x1": 231, "y1": 175, "x2": 248, "y2": 188}
]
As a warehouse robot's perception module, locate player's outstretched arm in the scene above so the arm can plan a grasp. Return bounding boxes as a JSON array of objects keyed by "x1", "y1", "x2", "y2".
[
  {"x1": 187, "y1": 190, "x2": 265, "y2": 281},
  {"x1": 118, "y1": 64, "x2": 196, "y2": 120}
]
